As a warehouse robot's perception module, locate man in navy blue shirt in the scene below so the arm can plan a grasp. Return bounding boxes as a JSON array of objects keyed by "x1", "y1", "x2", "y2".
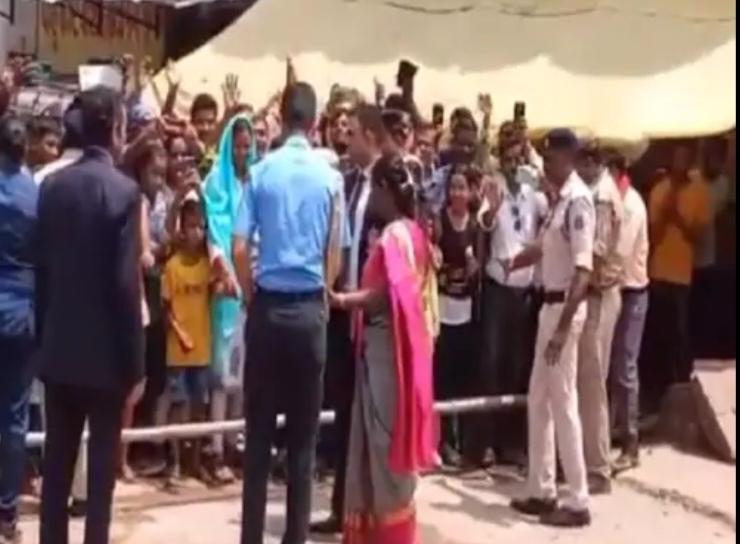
[
  {"x1": 0, "y1": 115, "x2": 38, "y2": 542},
  {"x1": 233, "y1": 81, "x2": 343, "y2": 544}
]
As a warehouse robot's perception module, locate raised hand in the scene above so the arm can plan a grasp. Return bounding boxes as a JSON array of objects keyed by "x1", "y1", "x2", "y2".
[
  {"x1": 164, "y1": 59, "x2": 181, "y2": 89},
  {"x1": 222, "y1": 74, "x2": 241, "y2": 114},
  {"x1": 483, "y1": 176, "x2": 503, "y2": 215},
  {"x1": 478, "y1": 93, "x2": 493, "y2": 116}
]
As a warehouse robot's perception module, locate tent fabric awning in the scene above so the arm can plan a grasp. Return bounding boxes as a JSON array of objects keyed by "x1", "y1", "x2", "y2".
[{"x1": 160, "y1": 0, "x2": 736, "y2": 142}]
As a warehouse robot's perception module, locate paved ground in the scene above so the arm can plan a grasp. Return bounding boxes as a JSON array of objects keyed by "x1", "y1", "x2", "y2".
[{"x1": 19, "y1": 445, "x2": 735, "y2": 544}]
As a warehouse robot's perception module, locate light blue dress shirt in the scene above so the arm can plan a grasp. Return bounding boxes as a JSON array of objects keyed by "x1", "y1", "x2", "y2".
[{"x1": 233, "y1": 134, "x2": 348, "y2": 293}]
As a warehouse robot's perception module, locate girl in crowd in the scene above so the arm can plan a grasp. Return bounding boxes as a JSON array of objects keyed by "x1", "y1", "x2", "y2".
[
  {"x1": 119, "y1": 140, "x2": 169, "y2": 480},
  {"x1": 131, "y1": 140, "x2": 170, "y2": 460},
  {"x1": 330, "y1": 153, "x2": 437, "y2": 544},
  {"x1": 434, "y1": 164, "x2": 482, "y2": 467},
  {"x1": 202, "y1": 114, "x2": 257, "y2": 482}
]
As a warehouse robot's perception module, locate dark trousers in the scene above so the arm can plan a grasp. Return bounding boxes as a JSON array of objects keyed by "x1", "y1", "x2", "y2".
[
  {"x1": 434, "y1": 321, "x2": 477, "y2": 453},
  {"x1": 690, "y1": 266, "x2": 736, "y2": 359},
  {"x1": 638, "y1": 280, "x2": 691, "y2": 413},
  {"x1": 470, "y1": 279, "x2": 532, "y2": 459},
  {"x1": 241, "y1": 291, "x2": 327, "y2": 544},
  {"x1": 0, "y1": 334, "x2": 33, "y2": 524},
  {"x1": 323, "y1": 309, "x2": 354, "y2": 519},
  {"x1": 40, "y1": 383, "x2": 125, "y2": 544}
]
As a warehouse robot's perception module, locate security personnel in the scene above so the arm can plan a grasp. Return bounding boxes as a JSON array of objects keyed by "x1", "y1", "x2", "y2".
[
  {"x1": 575, "y1": 139, "x2": 624, "y2": 494},
  {"x1": 508, "y1": 129, "x2": 594, "y2": 527}
]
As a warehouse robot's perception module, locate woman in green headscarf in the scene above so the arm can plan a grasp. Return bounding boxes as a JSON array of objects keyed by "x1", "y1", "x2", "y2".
[{"x1": 202, "y1": 113, "x2": 258, "y2": 481}]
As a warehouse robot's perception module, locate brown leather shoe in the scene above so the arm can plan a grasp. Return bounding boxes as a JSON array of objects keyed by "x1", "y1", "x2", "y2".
[
  {"x1": 510, "y1": 497, "x2": 557, "y2": 516},
  {"x1": 588, "y1": 474, "x2": 612, "y2": 495},
  {"x1": 540, "y1": 506, "x2": 591, "y2": 528}
]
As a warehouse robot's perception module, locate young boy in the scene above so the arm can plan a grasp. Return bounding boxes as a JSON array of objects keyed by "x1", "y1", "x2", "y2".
[
  {"x1": 26, "y1": 116, "x2": 61, "y2": 172},
  {"x1": 160, "y1": 199, "x2": 215, "y2": 485}
]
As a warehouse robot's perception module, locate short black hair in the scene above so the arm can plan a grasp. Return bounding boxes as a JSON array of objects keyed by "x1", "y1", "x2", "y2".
[
  {"x1": 180, "y1": 198, "x2": 204, "y2": 225},
  {"x1": 0, "y1": 115, "x2": 27, "y2": 164},
  {"x1": 62, "y1": 99, "x2": 85, "y2": 150},
  {"x1": 28, "y1": 116, "x2": 62, "y2": 142},
  {"x1": 78, "y1": 86, "x2": 123, "y2": 148},
  {"x1": 577, "y1": 138, "x2": 603, "y2": 163},
  {"x1": 384, "y1": 93, "x2": 408, "y2": 113},
  {"x1": 603, "y1": 147, "x2": 627, "y2": 175},
  {"x1": 190, "y1": 93, "x2": 218, "y2": 118},
  {"x1": 354, "y1": 104, "x2": 386, "y2": 142},
  {"x1": 281, "y1": 82, "x2": 317, "y2": 132}
]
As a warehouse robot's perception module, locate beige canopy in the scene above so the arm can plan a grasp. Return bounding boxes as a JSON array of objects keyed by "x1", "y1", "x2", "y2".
[{"x1": 161, "y1": 0, "x2": 736, "y2": 142}]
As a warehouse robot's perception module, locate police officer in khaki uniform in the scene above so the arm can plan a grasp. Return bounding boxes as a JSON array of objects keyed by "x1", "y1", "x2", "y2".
[
  {"x1": 507, "y1": 129, "x2": 594, "y2": 527},
  {"x1": 575, "y1": 139, "x2": 624, "y2": 494}
]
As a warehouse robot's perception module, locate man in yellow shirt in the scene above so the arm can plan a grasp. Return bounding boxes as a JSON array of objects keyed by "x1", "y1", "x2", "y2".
[{"x1": 641, "y1": 141, "x2": 710, "y2": 413}]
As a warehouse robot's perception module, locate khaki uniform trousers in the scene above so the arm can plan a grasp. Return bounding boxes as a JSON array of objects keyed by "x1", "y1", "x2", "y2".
[
  {"x1": 527, "y1": 301, "x2": 589, "y2": 510},
  {"x1": 578, "y1": 286, "x2": 622, "y2": 479}
]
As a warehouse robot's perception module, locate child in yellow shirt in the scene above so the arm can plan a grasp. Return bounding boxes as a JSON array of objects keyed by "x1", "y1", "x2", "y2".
[{"x1": 160, "y1": 199, "x2": 216, "y2": 484}]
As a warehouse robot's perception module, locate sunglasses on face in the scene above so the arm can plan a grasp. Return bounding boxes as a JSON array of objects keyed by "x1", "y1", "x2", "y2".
[{"x1": 511, "y1": 204, "x2": 522, "y2": 232}]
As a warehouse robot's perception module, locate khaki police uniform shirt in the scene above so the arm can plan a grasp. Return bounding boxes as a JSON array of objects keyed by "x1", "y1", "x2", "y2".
[
  {"x1": 590, "y1": 170, "x2": 624, "y2": 289},
  {"x1": 541, "y1": 173, "x2": 596, "y2": 292}
]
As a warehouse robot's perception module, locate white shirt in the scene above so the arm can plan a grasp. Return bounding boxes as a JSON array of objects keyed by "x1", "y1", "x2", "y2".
[
  {"x1": 439, "y1": 294, "x2": 472, "y2": 326},
  {"x1": 34, "y1": 149, "x2": 83, "y2": 185},
  {"x1": 618, "y1": 186, "x2": 649, "y2": 289},
  {"x1": 541, "y1": 173, "x2": 595, "y2": 292},
  {"x1": 348, "y1": 169, "x2": 372, "y2": 291},
  {"x1": 479, "y1": 181, "x2": 548, "y2": 288}
]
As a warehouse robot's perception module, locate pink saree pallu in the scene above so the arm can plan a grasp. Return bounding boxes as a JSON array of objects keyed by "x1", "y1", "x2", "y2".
[{"x1": 343, "y1": 220, "x2": 437, "y2": 544}]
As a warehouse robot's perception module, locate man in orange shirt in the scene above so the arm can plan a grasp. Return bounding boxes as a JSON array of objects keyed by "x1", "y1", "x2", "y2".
[{"x1": 640, "y1": 141, "x2": 710, "y2": 413}]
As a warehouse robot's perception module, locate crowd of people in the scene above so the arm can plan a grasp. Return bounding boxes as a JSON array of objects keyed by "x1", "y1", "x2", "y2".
[{"x1": 0, "y1": 55, "x2": 735, "y2": 544}]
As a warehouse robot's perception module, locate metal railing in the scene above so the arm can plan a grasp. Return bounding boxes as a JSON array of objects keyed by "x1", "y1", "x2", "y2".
[{"x1": 25, "y1": 394, "x2": 526, "y2": 447}]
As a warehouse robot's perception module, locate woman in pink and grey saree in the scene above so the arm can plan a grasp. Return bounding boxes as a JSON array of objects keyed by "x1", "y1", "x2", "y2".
[{"x1": 330, "y1": 154, "x2": 439, "y2": 544}]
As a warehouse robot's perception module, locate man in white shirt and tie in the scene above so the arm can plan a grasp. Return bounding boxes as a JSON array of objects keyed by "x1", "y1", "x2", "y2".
[
  {"x1": 312, "y1": 104, "x2": 387, "y2": 535},
  {"x1": 475, "y1": 136, "x2": 547, "y2": 465}
]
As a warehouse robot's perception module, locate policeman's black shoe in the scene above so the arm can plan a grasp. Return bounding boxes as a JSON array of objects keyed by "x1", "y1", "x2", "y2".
[
  {"x1": 588, "y1": 474, "x2": 612, "y2": 495},
  {"x1": 309, "y1": 514, "x2": 342, "y2": 535},
  {"x1": 540, "y1": 506, "x2": 591, "y2": 528},
  {"x1": 510, "y1": 497, "x2": 557, "y2": 516}
]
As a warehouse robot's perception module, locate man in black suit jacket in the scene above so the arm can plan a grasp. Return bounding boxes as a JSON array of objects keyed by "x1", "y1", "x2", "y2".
[
  {"x1": 312, "y1": 104, "x2": 385, "y2": 535},
  {"x1": 36, "y1": 86, "x2": 144, "y2": 544}
]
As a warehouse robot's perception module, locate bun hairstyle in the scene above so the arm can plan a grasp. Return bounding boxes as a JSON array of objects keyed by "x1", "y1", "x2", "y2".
[{"x1": 372, "y1": 151, "x2": 416, "y2": 219}]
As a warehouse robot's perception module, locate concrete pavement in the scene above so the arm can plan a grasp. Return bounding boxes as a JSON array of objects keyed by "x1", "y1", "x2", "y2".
[{"x1": 18, "y1": 445, "x2": 735, "y2": 543}]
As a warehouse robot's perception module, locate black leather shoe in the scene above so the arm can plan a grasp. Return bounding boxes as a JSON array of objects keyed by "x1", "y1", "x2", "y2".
[
  {"x1": 540, "y1": 506, "x2": 591, "y2": 527},
  {"x1": 69, "y1": 498, "x2": 87, "y2": 518},
  {"x1": 588, "y1": 474, "x2": 612, "y2": 495},
  {"x1": 510, "y1": 497, "x2": 557, "y2": 516},
  {"x1": 309, "y1": 515, "x2": 342, "y2": 534}
]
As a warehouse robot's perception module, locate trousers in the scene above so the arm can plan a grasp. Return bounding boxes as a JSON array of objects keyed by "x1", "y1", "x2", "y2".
[
  {"x1": 609, "y1": 288, "x2": 648, "y2": 441},
  {"x1": 0, "y1": 334, "x2": 33, "y2": 524},
  {"x1": 577, "y1": 286, "x2": 621, "y2": 479},
  {"x1": 527, "y1": 302, "x2": 589, "y2": 510},
  {"x1": 241, "y1": 291, "x2": 327, "y2": 544},
  {"x1": 639, "y1": 281, "x2": 691, "y2": 413},
  {"x1": 323, "y1": 309, "x2": 354, "y2": 519},
  {"x1": 40, "y1": 383, "x2": 125, "y2": 544},
  {"x1": 473, "y1": 279, "x2": 531, "y2": 458}
]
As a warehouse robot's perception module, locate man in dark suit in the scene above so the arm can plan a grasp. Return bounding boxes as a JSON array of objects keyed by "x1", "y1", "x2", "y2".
[
  {"x1": 36, "y1": 86, "x2": 144, "y2": 544},
  {"x1": 311, "y1": 104, "x2": 386, "y2": 535}
]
